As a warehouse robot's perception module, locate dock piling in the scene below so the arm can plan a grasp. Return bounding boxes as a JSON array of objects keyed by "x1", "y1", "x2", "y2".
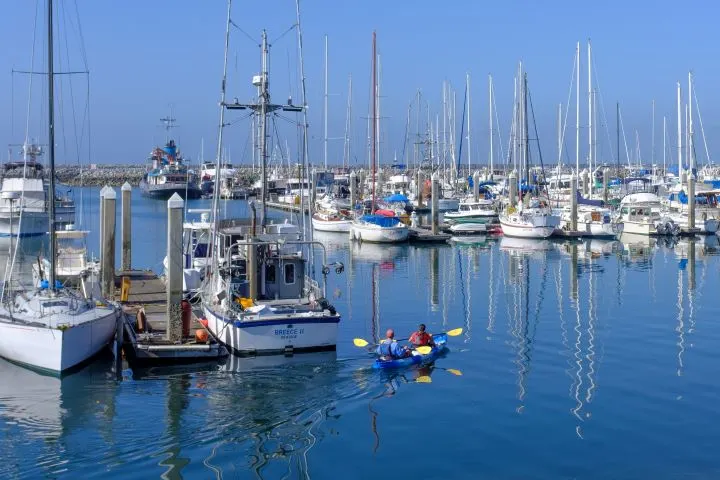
[
  {"x1": 349, "y1": 171, "x2": 357, "y2": 214},
  {"x1": 472, "y1": 171, "x2": 480, "y2": 202},
  {"x1": 582, "y1": 169, "x2": 590, "y2": 196},
  {"x1": 166, "y1": 193, "x2": 184, "y2": 343},
  {"x1": 602, "y1": 168, "x2": 609, "y2": 204},
  {"x1": 121, "y1": 182, "x2": 132, "y2": 271},
  {"x1": 570, "y1": 175, "x2": 578, "y2": 232},
  {"x1": 99, "y1": 186, "x2": 108, "y2": 269},
  {"x1": 101, "y1": 187, "x2": 116, "y2": 298},
  {"x1": 509, "y1": 170, "x2": 518, "y2": 207},
  {"x1": 416, "y1": 170, "x2": 424, "y2": 209},
  {"x1": 431, "y1": 172, "x2": 439, "y2": 234},
  {"x1": 247, "y1": 239, "x2": 258, "y2": 300},
  {"x1": 688, "y1": 174, "x2": 696, "y2": 230}
]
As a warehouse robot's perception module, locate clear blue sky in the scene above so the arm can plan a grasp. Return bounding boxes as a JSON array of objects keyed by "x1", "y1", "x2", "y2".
[{"x1": 1, "y1": 0, "x2": 718, "y2": 168}]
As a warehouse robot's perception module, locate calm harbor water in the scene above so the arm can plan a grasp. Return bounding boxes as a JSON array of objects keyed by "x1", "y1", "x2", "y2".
[{"x1": 1, "y1": 187, "x2": 720, "y2": 478}]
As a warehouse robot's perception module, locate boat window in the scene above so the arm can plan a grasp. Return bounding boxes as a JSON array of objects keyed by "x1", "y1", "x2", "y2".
[
  {"x1": 266, "y1": 264, "x2": 276, "y2": 284},
  {"x1": 284, "y1": 264, "x2": 295, "y2": 284}
]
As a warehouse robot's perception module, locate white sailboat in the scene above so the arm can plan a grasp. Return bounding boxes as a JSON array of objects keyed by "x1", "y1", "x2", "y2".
[
  {"x1": 0, "y1": 0, "x2": 118, "y2": 374},
  {"x1": 349, "y1": 31, "x2": 409, "y2": 244}
]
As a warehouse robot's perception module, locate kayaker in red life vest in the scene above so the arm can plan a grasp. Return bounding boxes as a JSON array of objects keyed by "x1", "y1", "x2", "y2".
[
  {"x1": 376, "y1": 329, "x2": 411, "y2": 360},
  {"x1": 409, "y1": 324, "x2": 434, "y2": 347}
]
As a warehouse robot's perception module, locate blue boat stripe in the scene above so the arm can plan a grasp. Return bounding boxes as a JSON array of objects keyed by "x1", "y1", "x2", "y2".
[{"x1": 207, "y1": 308, "x2": 340, "y2": 328}]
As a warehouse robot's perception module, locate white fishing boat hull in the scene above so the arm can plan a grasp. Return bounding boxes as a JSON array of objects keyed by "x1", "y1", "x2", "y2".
[
  {"x1": 449, "y1": 223, "x2": 487, "y2": 234},
  {"x1": 621, "y1": 220, "x2": 659, "y2": 236},
  {"x1": 311, "y1": 216, "x2": 352, "y2": 233},
  {"x1": 499, "y1": 213, "x2": 559, "y2": 239},
  {"x1": 349, "y1": 222, "x2": 409, "y2": 243},
  {"x1": 203, "y1": 305, "x2": 339, "y2": 355},
  {"x1": 0, "y1": 210, "x2": 48, "y2": 238},
  {"x1": 0, "y1": 308, "x2": 117, "y2": 373}
]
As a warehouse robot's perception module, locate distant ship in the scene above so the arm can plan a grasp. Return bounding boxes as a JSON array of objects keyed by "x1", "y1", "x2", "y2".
[{"x1": 139, "y1": 139, "x2": 202, "y2": 200}]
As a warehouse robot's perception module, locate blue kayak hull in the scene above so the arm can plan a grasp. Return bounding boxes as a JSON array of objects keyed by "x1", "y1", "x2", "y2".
[{"x1": 372, "y1": 334, "x2": 448, "y2": 369}]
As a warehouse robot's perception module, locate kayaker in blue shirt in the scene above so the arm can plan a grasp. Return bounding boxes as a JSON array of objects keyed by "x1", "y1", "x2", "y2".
[{"x1": 376, "y1": 329, "x2": 410, "y2": 360}]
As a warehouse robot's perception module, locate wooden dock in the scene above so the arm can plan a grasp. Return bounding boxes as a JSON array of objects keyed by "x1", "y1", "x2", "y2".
[
  {"x1": 266, "y1": 200, "x2": 309, "y2": 214},
  {"x1": 408, "y1": 226, "x2": 452, "y2": 243},
  {"x1": 115, "y1": 270, "x2": 227, "y2": 367}
]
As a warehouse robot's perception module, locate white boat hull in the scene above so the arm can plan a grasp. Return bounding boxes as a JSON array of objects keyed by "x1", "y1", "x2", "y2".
[
  {"x1": 311, "y1": 216, "x2": 352, "y2": 232},
  {"x1": 0, "y1": 309, "x2": 116, "y2": 373},
  {"x1": 203, "y1": 305, "x2": 339, "y2": 355},
  {"x1": 499, "y1": 212, "x2": 559, "y2": 239},
  {"x1": 349, "y1": 222, "x2": 409, "y2": 243},
  {"x1": 621, "y1": 221, "x2": 656, "y2": 236}
]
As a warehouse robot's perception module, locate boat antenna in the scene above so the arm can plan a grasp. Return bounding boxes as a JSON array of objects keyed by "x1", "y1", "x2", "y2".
[
  {"x1": 47, "y1": 0, "x2": 57, "y2": 292},
  {"x1": 371, "y1": 31, "x2": 377, "y2": 214}
]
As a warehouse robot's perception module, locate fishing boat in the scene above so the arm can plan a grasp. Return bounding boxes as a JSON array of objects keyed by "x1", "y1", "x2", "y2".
[
  {"x1": 163, "y1": 210, "x2": 212, "y2": 299},
  {"x1": 0, "y1": 0, "x2": 118, "y2": 374},
  {"x1": 373, "y1": 333, "x2": 447, "y2": 369},
  {"x1": 0, "y1": 144, "x2": 75, "y2": 238},
  {"x1": 201, "y1": 20, "x2": 342, "y2": 356},
  {"x1": 349, "y1": 32, "x2": 409, "y2": 244},
  {"x1": 616, "y1": 192, "x2": 679, "y2": 236},
  {"x1": 140, "y1": 135, "x2": 202, "y2": 200}
]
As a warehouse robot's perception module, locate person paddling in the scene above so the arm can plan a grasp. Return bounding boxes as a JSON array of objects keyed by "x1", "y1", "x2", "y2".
[
  {"x1": 376, "y1": 329, "x2": 410, "y2": 360},
  {"x1": 409, "y1": 323, "x2": 434, "y2": 347}
]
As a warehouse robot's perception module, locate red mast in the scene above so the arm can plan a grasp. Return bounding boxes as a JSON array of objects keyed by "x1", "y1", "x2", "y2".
[{"x1": 371, "y1": 30, "x2": 377, "y2": 214}]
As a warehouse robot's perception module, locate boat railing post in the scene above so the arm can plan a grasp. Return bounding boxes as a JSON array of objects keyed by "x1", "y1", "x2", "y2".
[
  {"x1": 166, "y1": 193, "x2": 184, "y2": 342},
  {"x1": 101, "y1": 187, "x2": 116, "y2": 298},
  {"x1": 688, "y1": 173, "x2": 695, "y2": 230},
  {"x1": 121, "y1": 182, "x2": 132, "y2": 271},
  {"x1": 570, "y1": 175, "x2": 578, "y2": 232},
  {"x1": 431, "y1": 172, "x2": 439, "y2": 234}
]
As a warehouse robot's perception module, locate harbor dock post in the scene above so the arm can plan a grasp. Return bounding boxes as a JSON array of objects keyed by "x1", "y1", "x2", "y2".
[
  {"x1": 166, "y1": 193, "x2": 184, "y2": 342},
  {"x1": 416, "y1": 170, "x2": 424, "y2": 209},
  {"x1": 349, "y1": 171, "x2": 357, "y2": 213},
  {"x1": 121, "y1": 182, "x2": 132, "y2": 271},
  {"x1": 602, "y1": 168, "x2": 609, "y2": 204},
  {"x1": 431, "y1": 172, "x2": 439, "y2": 234},
  {"x1": 472, "y1": 171, "x2": 480, "y2": 202},
  {"x1": 509, "y1": 170, "x2": 518, "y2": 207},
  {"x1": 310, "y1": 168, "x2": 317, "y2": 208},
  {"x1": 582, "y1": 169, "x2": 590, "y2": 196},
  {"x1": 99, "y1": 186, "x2": 108, "y2": 270},
  {"x1": 570, "y1": 175, "x2": 578, "y2": 232},
  {"x1": 688, "y1": 174, "x2": 696, "y2": 230},
  {"x1": 101, "y1": 187, "x2": 116, "y2": 298},
  {"x1": 358, "y1": 170, "x2": 366, "y2": 198}
]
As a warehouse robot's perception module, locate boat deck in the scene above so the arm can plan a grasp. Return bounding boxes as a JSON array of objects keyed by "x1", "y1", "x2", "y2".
[{"x1": 114, "y1": 270, "x2": 227, "y2": 366}]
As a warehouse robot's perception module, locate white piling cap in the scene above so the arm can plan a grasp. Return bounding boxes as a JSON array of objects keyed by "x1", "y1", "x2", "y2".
[
  {"x1": 100, "y1": 185, "x2": 109, "y2": 197},
  {"x1": 121, "y1": 182, "x2": 132, "y2": 191},
  {"x1": 104, "y1": 187, "x2": 117, "y2": 200},
  {"x1": 168, "y1": 192, "x2": 184, "y2": 209}
]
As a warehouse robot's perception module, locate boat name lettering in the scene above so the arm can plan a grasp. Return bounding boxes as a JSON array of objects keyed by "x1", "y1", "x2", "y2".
[{"x1": 274, "y1": 328, "x2": 304, "y2": 338}]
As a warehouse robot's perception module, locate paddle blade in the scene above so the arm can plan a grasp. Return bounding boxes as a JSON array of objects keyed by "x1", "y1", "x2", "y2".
[
  {"x1": 446, "y1": 327, "x2": 463, "y2": 337},
  {"x1": 446, "y1": 368, "x2": 463, "y2": 376},
  {"x1": 353, "y1": 338, "x2": 370, "y2": 348},
  {"x1": 416, "y1": 375, "x2": 432, "y2": 383},
  {"x1": 415, "y1": 346, "x2": 433, "y2": 355}
]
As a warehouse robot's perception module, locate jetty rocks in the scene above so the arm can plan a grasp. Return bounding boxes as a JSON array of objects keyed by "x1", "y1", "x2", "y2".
[{"x1": 53, "y1": 165, "x2": 260, "y2": 187}]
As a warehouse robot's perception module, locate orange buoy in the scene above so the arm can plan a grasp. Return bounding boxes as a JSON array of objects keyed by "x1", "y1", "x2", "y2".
[
  {"x1": 199, "y1": 318, "x2": 209, "y2": 328},
  {"x1": 195, "y1": 329, "x2": 209, "y2": 343}
]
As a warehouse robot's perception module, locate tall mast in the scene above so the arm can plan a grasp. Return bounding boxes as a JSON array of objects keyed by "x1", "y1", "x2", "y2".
[
  {"x1": 371, "y1": 31, "x2": 377, "y2": 213},
  {"x1": 587, "y1": 40, "x2": 592, "y2": 187},
  {"x1": 575, "y1": 41, "x2": 580, "y2": 176},
  {"x1": 343, "y1": 74, "x2": 352, "y2": 168},
  {"x1": 442, "y1": 82, "x2": 447, "y2": 171},
  {"x1": 688, "y1": 71, "x2": 693, "y2": 171},
  {"x1": 47, "y1": 0, "x2": 57, "y2": 291},
  {"x1": 651, "y1": 99, "x2": 656, "y2": 169},
  {"x1": 489, "y1": 74, "x2": 494, "y2": 177},
  {"x1": 323, "y1": 34, "x2": 328, "y2": 169},
  {"x1": 212, "y1": 0, "x2": 232, "y2": 238},
  {"x1": 259, "y1": 30, "x2": 269, "y2": 225},
  {"x1": 663, "y1": 115, "x2": 667, "y2": 174},
  {"x1": 557, "y1": 103, "x2": 562, "y2": 165},
  {"x1": 466, "y1": 73, "x2": 471, "y2": 174},
  {"x1": 677, "y1": 81, "x2": 682, "y2": 178}
]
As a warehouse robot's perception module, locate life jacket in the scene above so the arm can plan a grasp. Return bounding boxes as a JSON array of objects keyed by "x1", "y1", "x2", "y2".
[
  {"x1": 379, "y1": 339, "x2": 395, "y2": 359},
  {"x1": 410, "y1": 331, "x2": 432, "y2": 346}
]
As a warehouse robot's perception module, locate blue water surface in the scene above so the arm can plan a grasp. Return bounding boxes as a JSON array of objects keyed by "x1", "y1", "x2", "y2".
[{"x1": 0, "y1": 188, "x2": 719, "y2": 479}]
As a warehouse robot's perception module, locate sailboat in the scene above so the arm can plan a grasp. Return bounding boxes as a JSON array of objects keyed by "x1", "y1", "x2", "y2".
[
  {"x1": 0, "y1": 0, "x2": 118, "y2": 374},
  {"x1": 349, "y1": 32, "x2": 409, "y2": 244},
  {"x1": 499, "y1": 65, "x2": 560, "y2": 239}
]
